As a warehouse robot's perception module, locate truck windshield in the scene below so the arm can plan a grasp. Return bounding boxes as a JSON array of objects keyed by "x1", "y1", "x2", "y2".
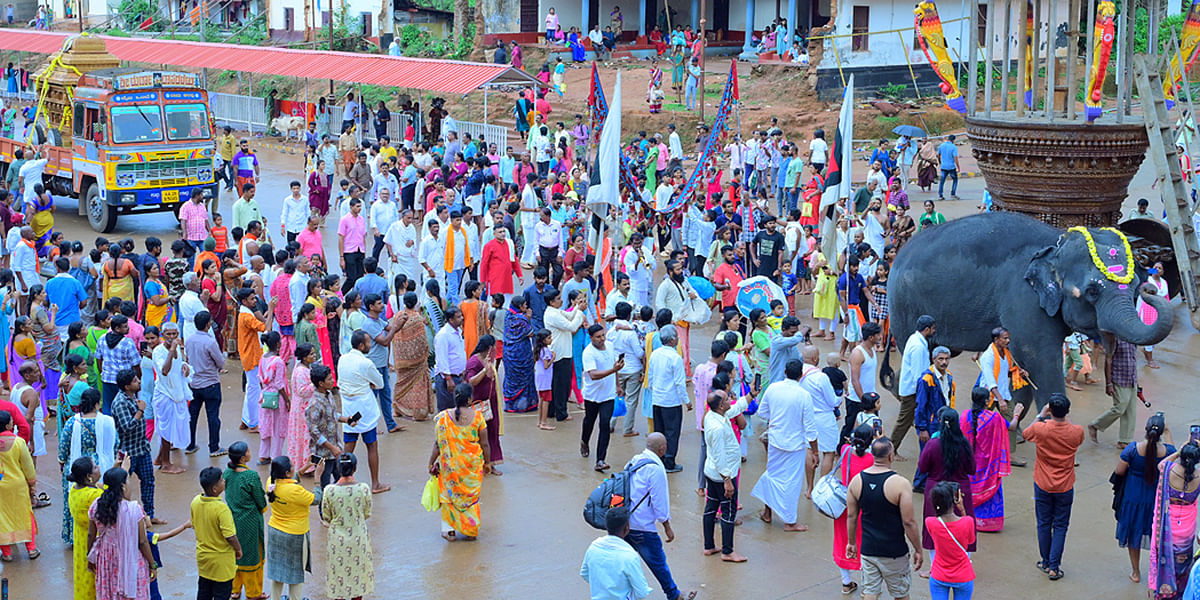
[
  {"x1": 110, "y1": 105, "x2": 163, "y2": 143},
  {"x1": 165, "y1": 103, "x2": 211, "y2": 141}
]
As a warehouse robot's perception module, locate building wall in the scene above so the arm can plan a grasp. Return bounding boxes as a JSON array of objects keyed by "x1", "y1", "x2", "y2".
[
  {"x1": 825, "y1": 0, "x2": 1071, "y2": 69},
  {"x1": 269, "y1": 0, "x2": 380, "y2": 34}
]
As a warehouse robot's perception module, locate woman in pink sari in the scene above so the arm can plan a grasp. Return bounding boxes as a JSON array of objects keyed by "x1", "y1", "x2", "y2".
[
  {"x1": 256, "y1": 332, "x2": 290, "y2": 464},
  {"x1": 88, "y1": 468, "x2": 155, "y2": 600},
  {"x1": 305, "y1": 280, "x2": 336, "y2": 383},
  {"x1": 960, "y1": 386, "x2": 1012, "y2": 532},
  {"x1": 1149, "y1": 443, "x2": 1200, "y2": 599},
  {"x1": 285, "y1": 344, "x2": 318, "y2": 475}
]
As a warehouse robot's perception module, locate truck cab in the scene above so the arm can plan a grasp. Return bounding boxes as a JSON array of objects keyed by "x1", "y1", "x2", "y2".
[{"x1": 70, "y1": 68, "x2": 218, "y2": 232}]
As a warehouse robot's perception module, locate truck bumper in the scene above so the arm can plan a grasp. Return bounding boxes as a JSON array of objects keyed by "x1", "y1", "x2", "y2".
[{"x1": 108, "y1": 184, "x2": 218, "y2": 207}]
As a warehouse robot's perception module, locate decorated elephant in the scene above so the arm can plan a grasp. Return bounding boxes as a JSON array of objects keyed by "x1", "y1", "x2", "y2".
[{"x1": 886, "y1": 212, "x2": 1174, "y2": 409}]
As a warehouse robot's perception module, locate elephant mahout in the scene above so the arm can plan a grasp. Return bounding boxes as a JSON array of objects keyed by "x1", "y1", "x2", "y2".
[{"x1": 885, "y1": 212, "x2": 1173, "y2": 409}]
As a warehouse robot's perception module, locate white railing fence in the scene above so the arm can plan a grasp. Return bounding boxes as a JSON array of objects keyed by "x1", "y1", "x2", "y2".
[
  {"x1": 451, "y1": 120, "x2": 507, "y2": 156},
  {"x1": 209, "y1": 91, "x2": 269, "y2": 133}
]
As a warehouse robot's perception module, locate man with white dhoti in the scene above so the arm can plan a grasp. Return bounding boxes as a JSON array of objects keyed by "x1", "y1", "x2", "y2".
[
  {"x1": 384, "y1": 208, "x2": 420, "y2": 286},
  {"x1": 337, "y1": 330, "x2": 392, "y2": 494},
  {"x1": 623, "y1": 233, "x2": 656, "y2": 308},
  {"x1": 798, "y1": 345, "x2": 840, "y2": 495},
  {"x1": 751, "y1": 359, "x2": 818, "y2": 531},
  {"x1": 152, "y1": 322, "x2": 191, "y2": 474},
  {"x1": 520, "y1": 176, "x2": 543, "y2": 265}
]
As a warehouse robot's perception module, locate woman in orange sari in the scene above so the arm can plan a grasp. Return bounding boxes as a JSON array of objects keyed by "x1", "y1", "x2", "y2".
[
  {"x1": 428, "y1": 382, "x2": 491, "y2": 541},
  {"x1": 459, "y1": 281, "x2": 490, "y2": 356},
  {"x1": 390, "y1": 291, "x2": 434, "y2": 421}
]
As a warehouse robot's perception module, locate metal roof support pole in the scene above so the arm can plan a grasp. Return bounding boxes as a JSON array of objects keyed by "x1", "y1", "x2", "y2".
[{"x1": 483, "y1": 86, "x2": 489, "y2": 125}]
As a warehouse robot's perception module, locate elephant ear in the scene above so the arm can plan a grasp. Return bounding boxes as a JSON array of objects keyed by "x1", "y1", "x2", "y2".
[{"x1": 1024, "y1": 245, "x2": 1063, "y2": 317}]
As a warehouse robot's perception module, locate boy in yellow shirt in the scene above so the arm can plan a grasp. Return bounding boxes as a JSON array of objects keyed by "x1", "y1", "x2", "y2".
[{"x1": 192, "y1": 466, "x2": 242, "y2": 600}]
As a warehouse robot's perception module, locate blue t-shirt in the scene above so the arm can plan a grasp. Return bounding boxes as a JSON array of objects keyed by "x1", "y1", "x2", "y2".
[
  {"x1": 781, "y1": 272, "x2": 798, "y2": 297},
  {"x1": 352, "y1": 273, "x2": 389, "y2": 301},
  {"x1": 45, "y1": 273, "x2": 87, "y2": 326},
  {"x1": 938, "y1": 141, "x2": 958, "y2": 171}
]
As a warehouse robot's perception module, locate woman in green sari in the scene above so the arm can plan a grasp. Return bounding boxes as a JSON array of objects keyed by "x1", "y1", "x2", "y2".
[
  {"x1": 66, "y1": 321, "x2": 97, "y2": 391},
  {"x1": 671, "y1": 47, "x2": 686, "y2": 91},
  {"x1": 223, "y1": 441, "x2": 268, "y2": 600},
  {"x1": 295, "y1": 303, "x2": 319, "y2": 353}
]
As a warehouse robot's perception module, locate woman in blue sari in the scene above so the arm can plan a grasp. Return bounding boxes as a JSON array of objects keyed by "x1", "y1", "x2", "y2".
[
  {"x1": 4, "y1": 63, "x2": 16, "y2": 94},
  {"x1": 502, "y1": 296, "x2": 537, "y2": 412},
  {"x1": 568, "y1": 28, "x2": 586, "y2": 62}
]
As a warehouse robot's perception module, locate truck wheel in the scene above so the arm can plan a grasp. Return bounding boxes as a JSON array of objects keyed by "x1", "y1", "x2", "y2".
[{"x1": 86, "y1": 183, "x2": 116, "y2": 233}]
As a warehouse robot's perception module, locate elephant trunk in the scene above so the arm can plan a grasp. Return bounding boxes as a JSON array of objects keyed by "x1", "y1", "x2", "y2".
[{"x1": 1095, "y1": 288, "x2": 1174, "y2": 347}]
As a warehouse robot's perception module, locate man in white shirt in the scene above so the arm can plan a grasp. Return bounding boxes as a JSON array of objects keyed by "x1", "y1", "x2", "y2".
[
  {"x1": 519, "y1": 177, "x2": 543, "y2": 265},
  {"x1": 433, "y1": 306, "x2": 467, "y2": 412},
  {"x1": 17, "y1": 147, "x2": 48, "y2": 210},
  {"x1": 287, "y1": 256, "x2": 312, "y2": 324},
  {"x1": 603, "y1": 273, "x2": 637, "y2": 322},
  {"x1": 894, "y1": 315, "x2": 936, "y2": 454},
  {"x1": 534, "y1": 208, "x2": 564, "y2": 287},
  {"x1": 809, "y1": 129, "x2": 829, "y2": 173},
  {"x1": 418, "y1": 218, "x2": 444, "y2": 297},
  {"x1": 279, "y1": 180, "x2": 310, "y2": 245},
  {"x1": 667, "y1": 123, "x2": 684, "y2": 171},
  {"x1": 751, "y1": 360, "x2": 819, "y2": 531},
  {"x1": 702, "y1": 386, "x2": 749, "y2": 562},
  {"x1": 724, "y1": 135, "x2": 747, "y2": 173},
  {"x1": 545, "y1": 289, "x2": 587, "y2": 422},
  {"x1": 624, "y1": 432, "x2": 696, "y2": 600},
  {"x1": 10, "y1": 226, "x2": 37, "y2": 304},
  {"x1": 384, "y1": 208, "x2": 419, "y2": 282},
  {"x1": 622, "y1": 233, "x2": 656, "y2": 308},
  {"x1": 654, "y1": 178, "x2": 676, "y2": 212},
  {"x1": 369, "y1": 187, "x2": 400, "y2": 263},
  {"x1": 580, "y1": 508, "x2": 653, "y2": 600},
  {"x1": 978, "y1": 326, "x2": 1029, "y2": 466},
  {"x1": 607, "y1": 302, "x2": 646, "y2": 437},
  {"x1": 442, "y1": 209, "x2": 474, "y2": 304},
  {"x1": 646, "y1": 325, "x2": 690, "y2": 473},
  {"x1": 581, "y1": 323, "x2": 623, "y2": 471},
  {"x1": 799, "y1": 345, "x2": 842, "y2": 493},
  {"x1": 178, "y1": 272, "x2": 207, "y2": 340},
  {"x1": 369, "y1": 161, "x2": 400, "y2": 204},
  {"x1": 337, "y1": 329, "x2": 391, "y2": 494},
  {"x1": 655, "y1": 259, "x2": 700, "y2": 377}
]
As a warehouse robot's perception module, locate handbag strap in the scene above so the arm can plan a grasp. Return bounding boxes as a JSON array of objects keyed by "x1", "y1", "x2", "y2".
[{"x1": 938, "y1": 517, "x2": 971, "y2": 561}]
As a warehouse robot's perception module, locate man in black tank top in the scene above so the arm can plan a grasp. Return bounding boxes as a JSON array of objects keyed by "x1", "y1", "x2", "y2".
[{"x1": 845, "y1": 437, "x2": 923, "y2": 600}]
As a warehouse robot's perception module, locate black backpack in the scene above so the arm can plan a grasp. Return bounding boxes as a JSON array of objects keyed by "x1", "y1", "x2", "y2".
[{"x1": 583, "y1": 458, "x2": 655, "y2": 529}]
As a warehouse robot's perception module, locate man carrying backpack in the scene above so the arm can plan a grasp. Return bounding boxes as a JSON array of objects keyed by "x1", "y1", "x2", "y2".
[{"x1": 624, "y1": 433, "x2": 699, "y2": 600}]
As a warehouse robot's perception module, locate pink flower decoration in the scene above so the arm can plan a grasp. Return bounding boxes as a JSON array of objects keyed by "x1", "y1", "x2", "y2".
[{"x1": 1108, "y1": 248, "x2": 1118, "y2": 257}]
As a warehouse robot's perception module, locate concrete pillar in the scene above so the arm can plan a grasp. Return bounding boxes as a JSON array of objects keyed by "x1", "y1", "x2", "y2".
[
  {"x1": 691, "y1": 0, "x2": 699, "y2": 29},
  {"x1": 640, "y1": 0, "x2": 648, "y2": 36},
  {"x1": 786, "y1": 0, "x2": 796, "y2": 38},
  {"x1": 582, "y1": 0, "x2": 590, "y2": 36},
  {"x1": 740, "y1": 0, "x2": 756, "y2": 58}
]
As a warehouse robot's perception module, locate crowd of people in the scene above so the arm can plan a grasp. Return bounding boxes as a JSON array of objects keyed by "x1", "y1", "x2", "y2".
[{"x1": 0, "y1": 61, "x2": 1189, "y2": 600}]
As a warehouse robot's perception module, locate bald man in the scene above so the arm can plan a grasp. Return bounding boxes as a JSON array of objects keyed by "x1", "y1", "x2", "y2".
[
  {"x1": 623, "y1": 432, "x2": 698, "y2": 600},
  {"x1": 799, "y1": 345, "x2": 841, "y2": 495}
]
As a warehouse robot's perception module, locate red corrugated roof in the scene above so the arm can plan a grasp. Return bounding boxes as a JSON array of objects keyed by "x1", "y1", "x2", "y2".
[{"x1": 0, "y1": 29, "x2": 541, "y2": 94}]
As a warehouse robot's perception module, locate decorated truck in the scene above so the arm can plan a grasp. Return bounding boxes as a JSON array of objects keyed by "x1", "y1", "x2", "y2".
[{"x1": 0, "y1": 35, "x2": 217, "y2": 232}]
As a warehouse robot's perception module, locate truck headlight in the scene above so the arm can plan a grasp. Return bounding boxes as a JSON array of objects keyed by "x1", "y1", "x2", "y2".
[
  {"x1": 116, "y1": 173, "x2": 134, "y2": 187},
  {"x1": 197, "y1": 168, "x2": 213, "y2": 181},
  {"x1": 119, "y1": 193, "x2": 137, "y2": 204}
]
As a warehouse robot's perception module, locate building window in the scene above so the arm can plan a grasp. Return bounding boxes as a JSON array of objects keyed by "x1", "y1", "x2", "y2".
[
  {"x1": 360, "y1": 11, "x2": 371, "y2": 36},
  {"x1": 977, "y1": 3, "x2": 987, "y2": 46},
  {"x1": 284, "y1": 6, "x2": 293, "y2": 30},
  {"x1": 852, "y1": 6, "x2": 869, "y2": 51}
]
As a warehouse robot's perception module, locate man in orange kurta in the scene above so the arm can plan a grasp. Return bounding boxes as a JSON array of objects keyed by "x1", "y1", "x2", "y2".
[{"x1": 236, "y1": 287, "x2": 274, "y2": 430}]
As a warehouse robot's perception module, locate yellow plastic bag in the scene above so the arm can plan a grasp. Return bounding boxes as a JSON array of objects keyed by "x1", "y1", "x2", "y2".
[{"x1": 420, "y1": 475, "x2": 440, "y2": 512}]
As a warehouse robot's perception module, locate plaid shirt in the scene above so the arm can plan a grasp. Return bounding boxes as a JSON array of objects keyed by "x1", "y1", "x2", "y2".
[
  {"x1": 179, "y1": 200, "x2": 210, "y2": 241},
  {"x1": 112, "y1": 391, "x2": 150, "y2": 457},
  {"x1": 1109, "y1": 338, "x2": 1138, "y2": 388},
  {"x1": 96, "y1": 335, "x2": 141, "y2": 384}
]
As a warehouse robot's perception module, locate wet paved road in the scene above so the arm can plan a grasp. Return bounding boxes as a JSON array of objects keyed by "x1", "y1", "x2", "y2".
[{"x1": 1, "y1": 139, "x2": 1194, "y2": 599}]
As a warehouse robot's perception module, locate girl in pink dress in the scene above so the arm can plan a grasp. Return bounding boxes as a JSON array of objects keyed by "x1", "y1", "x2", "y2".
[
  {"x1": 256, "y1": 332, "x2": 290, "y2": 464},
  {"x1": 89, "y1": 468, "x2": 153, "y2": 600},
  {"x1": 285, "y1": 345, "x2": 318, "y2": 474}
]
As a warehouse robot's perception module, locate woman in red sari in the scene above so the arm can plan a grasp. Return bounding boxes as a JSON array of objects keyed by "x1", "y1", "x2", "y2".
[
  {"x1": 799, "y1": 170, "x2": 824, "y2": 228},
  {"x1": 307, "y1": 159, "x2": 331, "y2": 218},
  {"x1": 199, "y1": 257, "x2": 227, "y2": 349},
  {"x1": 649, "y1": 26, "x2": 667, "y2": 55},
  {"x1": 305, "y1": 279, "x2": 336, "y2": 382},
  {"x1": 832, "y1": 424, "x2": 877, "y2": 595}
]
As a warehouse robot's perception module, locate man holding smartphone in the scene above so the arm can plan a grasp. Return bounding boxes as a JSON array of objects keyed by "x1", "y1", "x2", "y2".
[{"x1": 337, "y1": 330, "x2": 391, "y2": 494}]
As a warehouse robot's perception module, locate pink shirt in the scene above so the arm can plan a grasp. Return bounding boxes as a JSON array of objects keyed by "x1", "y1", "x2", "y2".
[
  {"x1": 179, "y1": 200, "x2": 209, "y2": 241},
  {"x1": 296, "y1": 229, "x2": 323, "y2": 259},
  {"x1": 338, "y1": 213, "x2": 367, "y2": 253}
]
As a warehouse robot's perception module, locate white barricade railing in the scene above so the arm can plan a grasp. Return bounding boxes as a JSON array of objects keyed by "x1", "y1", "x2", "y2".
[
  {"x1": 0, "y1": 91, "x2": 36, "y2": 103},
  {"x1": 209, "y1": 91, "x2": 269, "y2": 133},
  {"x1": 449, "y1": 120, "x2": 507, "y2": 155}
]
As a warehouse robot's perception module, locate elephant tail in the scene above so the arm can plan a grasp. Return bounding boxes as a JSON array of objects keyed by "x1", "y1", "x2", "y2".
[{"x1": 879, "y1": 337, "x2": 898, "y2": 397}]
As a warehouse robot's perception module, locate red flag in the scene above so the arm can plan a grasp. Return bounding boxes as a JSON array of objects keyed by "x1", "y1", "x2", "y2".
[
  {"x1": 138, "y1": 16, "x2": 154, "y2": 30},
  {"x1": 588, "y1": 62, "x2": 599, "y2": 110},
  {"x1": 731, "y1": 59, "x2": 739, "y2": 100}
]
